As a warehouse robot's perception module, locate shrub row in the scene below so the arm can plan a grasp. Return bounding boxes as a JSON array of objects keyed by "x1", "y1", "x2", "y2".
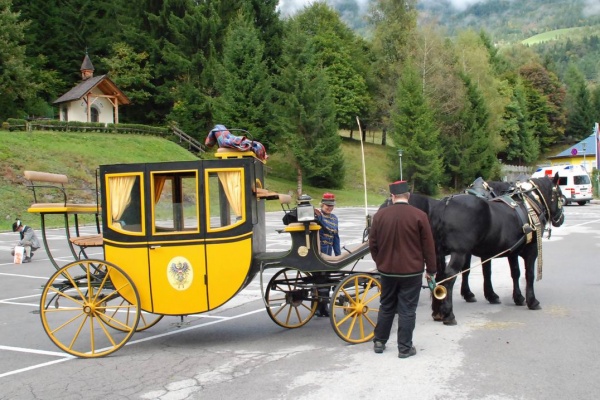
[{"x1": 2, "y1": 119, "x2": 169, "y2": 137}]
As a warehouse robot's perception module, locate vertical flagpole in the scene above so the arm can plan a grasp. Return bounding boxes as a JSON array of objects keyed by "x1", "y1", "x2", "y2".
[{"x1": 356, "y1": 116, "x2": 369, "y2": 223}]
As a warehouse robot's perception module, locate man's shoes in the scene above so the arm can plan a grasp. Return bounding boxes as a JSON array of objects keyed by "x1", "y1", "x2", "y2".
[
  {"x1": 22, "y1": 256, "x2": 32, "y2": 263},
  {"x1": 315, "y1": 302, "x2": 329, "y2": 317},
  {"x1": 374, "y1": 341, "x2": 386, "y2": 354},
  {"x1": 398, "y1": 346, "x2": 417, "y2": 358},
  {"x1": 315, "y1": 308, "x2": 329, "y2": 317}
]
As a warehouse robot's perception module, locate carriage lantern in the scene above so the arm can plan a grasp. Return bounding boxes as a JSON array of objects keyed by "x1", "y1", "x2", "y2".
[{"x1": 296, "y1": 194, "x2": 316, "y2": 222}]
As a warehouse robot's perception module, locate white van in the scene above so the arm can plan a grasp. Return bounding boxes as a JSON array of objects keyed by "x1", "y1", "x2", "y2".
[{"x1": 532, "y1": 165, "x2": 592, "y2": 206}]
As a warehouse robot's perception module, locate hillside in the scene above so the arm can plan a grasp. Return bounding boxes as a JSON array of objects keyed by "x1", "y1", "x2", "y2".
[
  {"x1": 417, "y1": 0, "x2": 600, "y2": 44},
  {"x1": 0, "y1": 130, "x2": 391, "y2": 232}
]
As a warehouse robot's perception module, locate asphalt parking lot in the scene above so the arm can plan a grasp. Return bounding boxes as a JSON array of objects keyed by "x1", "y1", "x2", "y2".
[{"x1": 1, "y1": 204, "x2": 600, "y2": 399}]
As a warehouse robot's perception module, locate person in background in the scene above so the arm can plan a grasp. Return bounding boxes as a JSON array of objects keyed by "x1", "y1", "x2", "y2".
[
  {"x1": 369, "y1": 181, "x2": 437, "y2": 358},
  {"x1": 313, "y1": 192, "x2": 341, "y2": 317},
  {"x1": 315, "y1": 192, "x2": 341, "y2": 257},
  {"x1": 12, "y1": 219, "x2": 41, "y2": 263}
]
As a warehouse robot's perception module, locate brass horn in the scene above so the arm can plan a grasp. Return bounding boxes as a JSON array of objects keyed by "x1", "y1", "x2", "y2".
[
  {"x1": 427, "y1": 277, "x2": 447, "y2": 300},
  {"x1": 432, "y1": 284, "x2": 447, "y2": 300}
]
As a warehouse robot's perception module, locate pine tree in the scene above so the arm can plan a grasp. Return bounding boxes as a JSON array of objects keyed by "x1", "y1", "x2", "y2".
[
  {"x1": 211, "y1": 12, "x2": 279, "y2": 151},
  {"x1": 455, "y1": 74, "x2": 496, "y2": 187},
  {"x1": 564, "y1": 64, "x2": 594, "y2": 140},
  {"x1": 0, "y1": 0, "x2": 37, "y2": 120},
  {"x1": 390, "y1": 62, "x2": 443, "y2": 195},
  {"x1": 275, "y1": 22, "x2": 344, "y2": 193},
  {"x1": 523, "y1": 82, "x2": 553, "y2": 153},
  {"x1": 367, "y1": 0, "x2": 417, "y2": 138},
  {"x1": 499, "y1": 76, "x2": 539, "y2": 165},
  {"x1": 292, "y1": 3, "x2": 371, "y2": 131}
]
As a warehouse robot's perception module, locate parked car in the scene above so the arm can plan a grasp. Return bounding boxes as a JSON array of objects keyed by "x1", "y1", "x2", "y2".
[{"x1": 532, "y1": 165, "x2": 592, "y2": 205}]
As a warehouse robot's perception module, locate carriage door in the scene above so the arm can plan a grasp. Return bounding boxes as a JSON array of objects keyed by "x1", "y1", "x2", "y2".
[
  {"x1": 203, "y1": 161, "x2": 254, "y2": 310},
  {"x1": 147, "y1": 166, "x2": 208, "y2": 315}
]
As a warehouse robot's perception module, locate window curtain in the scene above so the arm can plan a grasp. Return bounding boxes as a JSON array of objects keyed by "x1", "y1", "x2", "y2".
[
  {"x1": 154, "y1": 176, "x2": 167, "y2": 204},
  {"x1": 217, "y1": 171, "x2": 242, "y2": 217},
  {"x1": 109, "y1": 176, "x2": 136, "y2": 227}
]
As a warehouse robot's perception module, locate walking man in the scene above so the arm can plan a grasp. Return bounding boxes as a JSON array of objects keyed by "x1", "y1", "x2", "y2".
[{"x1": 369, "y1": 181, "x2": 437, "y2": 358}]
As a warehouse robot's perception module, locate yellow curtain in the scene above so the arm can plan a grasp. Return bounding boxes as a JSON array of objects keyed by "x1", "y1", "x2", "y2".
[
  {"x1": 109, "y1": 176, "x2": 136, "y2": 224},
  {"x1": 217, "y1": 171, "x2": 242, "y2": 217},
  {"x1": 154, "y1": 176, "x2": 167, "y2": 204}
]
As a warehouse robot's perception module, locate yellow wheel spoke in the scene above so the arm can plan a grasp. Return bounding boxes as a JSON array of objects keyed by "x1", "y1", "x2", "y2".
[
  {"x1": 47, "y1": 311, "x2": 85, "y2": 335},
  {"x1": 46, "y1": 287, "x2": 85, "y2": 306},
  {"x1": 68, "y1": 314, "x2": 89, "y2": 350}
]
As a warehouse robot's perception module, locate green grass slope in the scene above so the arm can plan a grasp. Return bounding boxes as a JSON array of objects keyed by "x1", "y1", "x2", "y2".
[
  {"x1": 0, "y1": 130, "x2": 391, "y2": 231},
  {"x1": 522, "y1": 25, "x2": 600, "y2": 45}
]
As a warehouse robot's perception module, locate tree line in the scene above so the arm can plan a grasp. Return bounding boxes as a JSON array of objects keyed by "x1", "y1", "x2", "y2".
[{"x1": 1, "y1": 0, "x2": 600, "y2": 194}]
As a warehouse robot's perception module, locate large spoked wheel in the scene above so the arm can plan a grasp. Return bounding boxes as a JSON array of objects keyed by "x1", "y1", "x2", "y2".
[
  {"x1": 330, "y1": 273, "x2": 381, "y2": 344},
  {"x1": 39, "y1": 259, "x2": 140, "y2": 358},
  {"x1": 265, "y1": 268, "x2": 318, "y2": 328},
  {"x1": 99, "y1": 298, "x2": 163, "y2": 332}
]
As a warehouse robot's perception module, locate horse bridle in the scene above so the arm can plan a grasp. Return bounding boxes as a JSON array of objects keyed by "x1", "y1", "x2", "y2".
[{"x1": 520, "y1": 180, "x2": 564, "y2": 231}]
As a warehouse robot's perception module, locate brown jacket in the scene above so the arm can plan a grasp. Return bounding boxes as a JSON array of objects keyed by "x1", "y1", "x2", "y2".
[{"x1": 369, "y1": 202, "x2": 436, "y2": 276}]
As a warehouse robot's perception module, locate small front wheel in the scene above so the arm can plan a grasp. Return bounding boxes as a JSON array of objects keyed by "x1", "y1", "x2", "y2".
[
  {"x1": 330, "y1": 273, "x2": 381, "y2": 344},
  {"x1": 39, "y1": 259, "x2": 140, "y2": 358},
  {"x1": 265, "y1": 268, "x2": 317, "y2": 328}
]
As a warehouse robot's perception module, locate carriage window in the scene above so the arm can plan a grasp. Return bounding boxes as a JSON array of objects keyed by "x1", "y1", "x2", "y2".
[
  {"x1": 206, "y1": 169, "x2": 245, "y2": 231},
  {"x1": 152, "y1": 171, "x2": 199, "y2": 234},
  {"x1": 107, "y1": 173, "x2": 143, "y2": 234}
]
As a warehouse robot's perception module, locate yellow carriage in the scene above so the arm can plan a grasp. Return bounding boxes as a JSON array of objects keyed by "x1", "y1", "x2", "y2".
[{"x1": 28, "y1": 150, "x2": 380, "y2": 358}]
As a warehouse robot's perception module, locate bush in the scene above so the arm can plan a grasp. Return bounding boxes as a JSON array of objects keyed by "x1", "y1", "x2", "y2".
[
  {"x1": 3, "y1": 118, "x2": 170, "y2": 137},
  {"x1": 6, "y1": 118, "x2": 27, "y2": 131}
]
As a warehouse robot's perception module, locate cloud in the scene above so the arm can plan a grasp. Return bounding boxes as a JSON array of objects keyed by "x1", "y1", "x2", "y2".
[
  {"x1": 278, "y1": 0, "x2": 370, "y2": 16},
  {"x1": 583, "y1": 0, "x2": 600, "y2": 16},
  {"x1": 446, "y1": 0, "x2": 489, "y2": 11}
]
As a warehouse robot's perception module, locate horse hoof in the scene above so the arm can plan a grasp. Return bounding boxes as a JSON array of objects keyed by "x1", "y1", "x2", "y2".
[
  {"x1": 486, "y1": 297, "x2": 501, "y2": 304},
  {"x1": 431, "y1": 312, "x2": 443, "y2": 322},
  {"x1": 464, "y1": 295, "x2": 477, "y2": 303},
  {"x1": 514, "y1": 297, "x2": 525, "y2": 306},
  {"x1": 528, "y1": 302, "x2": 541, "y2": 310},
  {"x1": 443, "y1": 319, "x2": 457, "y2": 326}
]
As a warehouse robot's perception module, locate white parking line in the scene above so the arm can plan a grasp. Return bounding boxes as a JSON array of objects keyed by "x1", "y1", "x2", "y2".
[
  {"x1": 0, "y1": 358, "x2": 73, "y2": 379},
  {"x1": 0, "y1": 301, "x2": 38, "y2": 307},
  {"x1": 0, "y1": 307, "x2": 265, "y2": 379},
  {"x1": 0, "y1": 272, "x2": 49, "y2": 279}
]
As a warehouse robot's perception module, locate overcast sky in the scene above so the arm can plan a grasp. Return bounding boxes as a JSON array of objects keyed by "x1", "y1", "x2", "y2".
[{"x1": 278, "y1": 0, "x2": 600, "y2": 16}]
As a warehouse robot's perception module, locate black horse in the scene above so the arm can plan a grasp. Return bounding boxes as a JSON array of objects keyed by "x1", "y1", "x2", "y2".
[
  {"x1": 459, "y1": 179, "x2": 515, "y2": 303},
  {"x1": 429, "y1": 175, "x2": 564, "y2": 325},
  {"x1": 380, "y1": 181, "x2": 517, "y2": 305}
]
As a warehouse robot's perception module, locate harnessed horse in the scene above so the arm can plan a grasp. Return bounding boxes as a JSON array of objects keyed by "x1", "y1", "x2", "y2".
[
  {"x1": 380, "y1": 181, "x2": 515, "y2": 304},
  {"x1": 430, "y1": 175, "x2": 564, "y2": 325}
]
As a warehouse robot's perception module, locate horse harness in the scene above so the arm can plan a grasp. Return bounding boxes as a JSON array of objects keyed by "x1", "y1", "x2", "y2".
[{"x1": 462, "y1": 178, "x2": 561, "y2": 281}]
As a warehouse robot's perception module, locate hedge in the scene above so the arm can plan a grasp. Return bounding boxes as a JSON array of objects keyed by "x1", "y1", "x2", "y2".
[{"x1": 2, "y1": 119, "x2": 169, "y2": 137}]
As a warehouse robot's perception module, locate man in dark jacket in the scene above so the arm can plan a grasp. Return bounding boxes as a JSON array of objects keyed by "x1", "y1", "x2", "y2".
[{"x1": 369, "y1": 181, "x2": 437, "y2": 358}]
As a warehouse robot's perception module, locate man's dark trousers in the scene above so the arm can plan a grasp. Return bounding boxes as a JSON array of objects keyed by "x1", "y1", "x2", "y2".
[{"x1": 374, "y1": 274, "x2": 422, "y2": 353}]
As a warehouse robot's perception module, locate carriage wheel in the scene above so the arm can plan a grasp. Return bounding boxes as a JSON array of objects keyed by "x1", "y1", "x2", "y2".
[
  {"x1": 39, "y1": 259, "x2": 140, "y2": 358},
  {"x1": 98, "y1": 298, "x2": 164, "y2": 332},
  {"x1": 265, "y1": 268, "x2": 318, "y2": 328},
  {"x1": 330, "y1": 273, "x2": 381, "y2": 344}
]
